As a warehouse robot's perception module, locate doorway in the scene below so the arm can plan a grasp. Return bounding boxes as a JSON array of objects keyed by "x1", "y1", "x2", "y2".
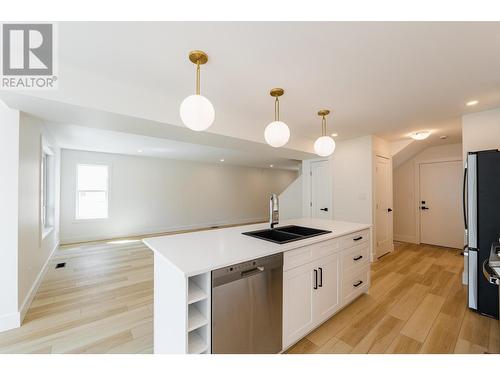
[
  {"x1": 375, "y1": 155, "x2": 393, "y2": 258},
  {"x1": 310, "y1": 160, "x2": 331, "y2": 219},
  {"x1": 419, "y1": 160, "x2": 463, "y2": 249}
]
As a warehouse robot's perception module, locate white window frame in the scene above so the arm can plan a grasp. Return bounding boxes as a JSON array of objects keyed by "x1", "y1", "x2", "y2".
[
  {"x1": 41, "y1": 141, "x2": 54, "y2": 240},
  {"x1": 75, "y1": 163, "x2": 110, "y2": 221}
]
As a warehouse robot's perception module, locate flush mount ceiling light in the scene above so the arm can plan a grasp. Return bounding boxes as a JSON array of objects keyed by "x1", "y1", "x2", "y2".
[
  {"x1": 314, "y1": 110, "x2": 336, "y2": 157},
  {"x1": 179, "y1": 50, "x2": 215, "y2": 131},
  {"x1": 410, "y1": 131, "x2": 431, "y2": 140},
  {"x1": 264, "y1": 88, "x2": 290, "y2": 148},
  {"x1": 466, "y1": 100, "x2": 479, "y2": 106}
]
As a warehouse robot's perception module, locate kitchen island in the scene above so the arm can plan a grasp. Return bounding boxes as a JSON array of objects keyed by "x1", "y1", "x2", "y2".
[{"x1": 143, "y1": 218, "x2": 372, "y2": 354}]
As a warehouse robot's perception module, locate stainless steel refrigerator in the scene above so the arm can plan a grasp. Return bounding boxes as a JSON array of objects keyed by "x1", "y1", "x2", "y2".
[{"x1": 465, "y1": 149, "x2": 500, "y2": 319}]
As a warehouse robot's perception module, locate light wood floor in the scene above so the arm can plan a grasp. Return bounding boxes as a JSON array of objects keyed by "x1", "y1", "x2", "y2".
[
  {"x1": 0, "y1": 240, "x2": 498, "y2": 354},
  {"x1": 0, "y1": 240, "x2": 153, "y2": 354},
  {"x1": 286, "y1": 242, "x2": 500, "y2": 354}
]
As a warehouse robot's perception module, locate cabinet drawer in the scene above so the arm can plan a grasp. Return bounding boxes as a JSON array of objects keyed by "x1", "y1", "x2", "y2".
[
  {"x1": 284, "y1": 238, "x2": 340, "y2": 271},
  {"x1": 341, "y1": 243, "x2": 370, "y2": 272},
  {"x1": 341, "y1": 229, "x2": 370, "y2": 249},
  {"x1": 342, "y1": 265, "x2": 370, "y2": 304}
]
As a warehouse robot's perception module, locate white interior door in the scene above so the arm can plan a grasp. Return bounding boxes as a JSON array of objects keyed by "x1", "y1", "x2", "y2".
[
  {"x1": 419, "y1": 160, "x2": 463, "y2": 249},
  {"x1": 375, "y1": 156, "x2": 393, "y2": 258},
  {"x1": 310, "y1": 160, "x2": 331, "y2": 219}
]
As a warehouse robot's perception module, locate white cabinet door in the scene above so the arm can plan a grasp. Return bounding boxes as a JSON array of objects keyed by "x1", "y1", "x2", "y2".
[
  {"x1": 283, "y1": 262, "x2": 315, "y2": 348},
  {"x1": 313, "y1": 253, "x2": 340, "y2": 323}
]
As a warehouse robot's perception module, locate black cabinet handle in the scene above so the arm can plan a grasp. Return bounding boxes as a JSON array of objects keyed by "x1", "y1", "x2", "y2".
[
  {"x1": 318, "y1": 267, "x2": 323, "y2": 287},
  {"x1": 313, "y1": 269, "x2": 318, "y2": 290},
  {"x1": 353, "y1": 255, "x2": 363, "y2": 261},
  {"x1": 353, "y1": 280, "x2": 363, "y2": 287},
  {"x1": 353, "y1": 236, "x2": 363, "y2": 241},
  {"x1": 421, "y1": 206, "x2": 429, "y2": 210},
  {"x1": 320, "y1": 208, "x2": 329, "y2": 212},
  {"x1": 387, "y1": 208, "x2": 393, "y2": 212}
]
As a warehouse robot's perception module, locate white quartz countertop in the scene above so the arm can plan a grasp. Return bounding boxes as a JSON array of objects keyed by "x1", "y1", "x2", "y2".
[{"x1": 143, "y1": 218, "x2": 371, "y2": 277}]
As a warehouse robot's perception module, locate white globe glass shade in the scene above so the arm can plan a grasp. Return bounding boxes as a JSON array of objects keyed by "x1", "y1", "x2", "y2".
[
  {"x1": 264, "y1": 121, "x2": 290, "y2": 148},
  {"x1": 314, "y1": 136, "x2": 336, "y2": 157},
  {"x1": 179, "y1": 94, "x2": 215, "y2": 131}
]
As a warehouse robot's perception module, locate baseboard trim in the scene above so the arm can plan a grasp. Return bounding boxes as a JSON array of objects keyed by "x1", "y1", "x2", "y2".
[
  {"x1": 19, "y1": 240, "x2": 59, "y2": 323},
  {"x1": 394, "y1": 234, "x2": 418, "y2": 244},
  {"x1": 60, "y1": 217, "x2": 267, "y2": 245},
  {"x1": 0, "y1": 311, "x2": 20, "y2": 333}
]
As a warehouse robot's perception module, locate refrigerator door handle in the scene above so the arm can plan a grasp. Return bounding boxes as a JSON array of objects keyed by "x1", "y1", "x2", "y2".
[
  {"x1": 463, "y1": 166, "x2": 468, "y2": 230},
  {"x1": 468, "y1": 248, "x2": 478, "y2": 310}
]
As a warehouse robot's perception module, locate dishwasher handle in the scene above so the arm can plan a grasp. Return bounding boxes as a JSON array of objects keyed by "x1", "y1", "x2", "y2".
[{"x1": 241, "y1": 266, "x2": 265, "y2": 278}]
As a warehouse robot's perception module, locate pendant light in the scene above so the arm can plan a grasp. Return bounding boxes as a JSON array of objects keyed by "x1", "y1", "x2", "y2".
[
  {"x1": 264, "y1": 88, "x2": 290, "y2": 148},
  {"x1": 314, "y1": 109, "x2": 336, "y2": 157},
  {"x1": 179, "y1": 50, "x2": 215, "y2": 131}
]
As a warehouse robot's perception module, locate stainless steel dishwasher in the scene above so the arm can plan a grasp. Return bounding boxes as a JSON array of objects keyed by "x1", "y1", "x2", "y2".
[{"x1": 211, "y1": 253, "x2": 283, "y2": 354}]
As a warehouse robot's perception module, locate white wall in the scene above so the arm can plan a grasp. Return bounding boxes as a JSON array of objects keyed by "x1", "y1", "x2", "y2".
[
  {"x1": 0, "y1": 103, "x2": 20, "y2": 332},
  {"x1": 279, "y1": 173, "x2": 303, "y2": 220},
  {"x1": 60, "y1": 150, "x2": 298, "y2": 243},
  {"x1": 393, "y1": 143, "x2": 462, "y2": 243},
  {"x1": 17, "y1": 113, "x2": 61, "y2": 320},
  {"x1": 331, "y1": 135, "x2": 373, "y2": 224},
  {"x1": 462, "y1": 107, "x2": 500, "y2": 156}
]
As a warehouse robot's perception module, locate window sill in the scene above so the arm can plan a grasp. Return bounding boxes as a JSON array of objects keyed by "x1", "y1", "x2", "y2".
[
  {"x1": 41, "y1": 226, "x2": 54, "y2": 240},
  {"x1": 73, "y1": 217, "x2": 109, "y2": 224}
]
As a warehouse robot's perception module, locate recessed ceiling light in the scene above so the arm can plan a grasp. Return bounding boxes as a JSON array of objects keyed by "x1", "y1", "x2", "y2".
[
  {"x1": 331, "y1": 133, "x2": 338, "y2": 137},
  {"x1": 466, "y1": 100, "x2": 479, "y2": 106},
  {"x1": 137, "y1": 149, "x2": 143, "y2": 153},
  {"x1": 219, "y1": 159, "x2": 224, "y2": 162},
  {"x1": 410, "y1": 131, "x2": 431, "y2": 140},
  {"x1": 270, "y1": 164, "x2": 274, "y2": 168}
]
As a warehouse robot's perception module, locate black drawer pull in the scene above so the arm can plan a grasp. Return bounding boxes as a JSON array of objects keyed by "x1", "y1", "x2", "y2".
[
  {"x1": 353, "y1": 255, "x2": 363, "y2": 261},
  {"x1": 313, "y1": 269, "x2": 318, "y2": 290},
  {"x1": 353, "y1": 236, "x2": 363, "y2": 241},
  {"x1": 353, "y1": 280, "x2": 363, "y2": 287},
  {"x1": 318, "y1": 267, "x2": 323, "y2": 287}
]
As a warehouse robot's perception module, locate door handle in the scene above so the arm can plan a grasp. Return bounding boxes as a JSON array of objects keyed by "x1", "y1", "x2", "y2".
[
  {"x1": 313, "y1": 269, "x2": 318, "y2": 290},
  {"x1": 318, "y1": 267, "x2": 323, "y2": 287},
  {"x1": 421, "y1": 206, "x2": 429, "y2": 210},
  {"x1": 387, "y1": 208, "x2": 393, "y2": 212},
  {"x1": 353, "y1": 280, "x2": 363, "y2": 288},
  {"x1": 320, "y1": 208, "x2": 329, "y2": 212}
]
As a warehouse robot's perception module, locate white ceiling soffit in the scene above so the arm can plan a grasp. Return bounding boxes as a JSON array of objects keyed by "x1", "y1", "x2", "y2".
[
  {"x1": 0, "y1": 91, "x2": 311, "y2": 167},
  {"x1": 43, "y1": 122, "x2": 302, "y2": 170}
]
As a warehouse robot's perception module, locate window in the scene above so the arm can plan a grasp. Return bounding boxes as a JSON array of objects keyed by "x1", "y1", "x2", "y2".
[
  {"x1": 41, "y1": 143, "x2": 54, "y2": 238},
  {"x1": 76, "y1": 164, "x2": 109, "y2": 220}
]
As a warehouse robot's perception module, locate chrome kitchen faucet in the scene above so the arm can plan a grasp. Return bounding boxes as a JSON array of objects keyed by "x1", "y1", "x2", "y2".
[{"x1": 270, "y1": 193, "x2": 279, "y2": 228}]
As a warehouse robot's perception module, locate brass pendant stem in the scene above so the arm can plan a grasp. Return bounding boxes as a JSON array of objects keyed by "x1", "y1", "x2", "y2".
[
  {"x1": 196, "y1": 62, "x2": 200, "y2": 95},
  {"x1": 322, "y1": 116, "x2": 327, "y2": 136},
  {"x1": 275, "y1": 97, "x2": 280, "y2": 121}
]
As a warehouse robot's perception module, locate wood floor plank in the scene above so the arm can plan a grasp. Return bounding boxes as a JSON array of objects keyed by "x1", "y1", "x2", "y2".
[
  {"x1": 401, "y1": 293, "x2": 445, "y2": 343},
  {"x1": 386, "y1": 334, "x2": 422, "y2": 354}
]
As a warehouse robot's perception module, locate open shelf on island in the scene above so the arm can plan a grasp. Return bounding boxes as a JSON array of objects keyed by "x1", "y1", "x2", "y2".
[
  {"x1": 188, "y1": 279, "x2": 207, "y2": 304},
  {"x1": 188, "y1": 328, "x2": 208, "y2": 354},
  {"x1": 188, "y1": 303, "x2": 208, "y2": 332}
]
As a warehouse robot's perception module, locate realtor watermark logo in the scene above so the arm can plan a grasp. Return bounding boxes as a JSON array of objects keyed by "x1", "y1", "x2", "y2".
[{"x1": 1, "y1": 23, "x2": 58, "y2": 89}]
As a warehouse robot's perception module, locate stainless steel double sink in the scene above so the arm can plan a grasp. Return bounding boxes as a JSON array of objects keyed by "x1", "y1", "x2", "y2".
[{"x1": 242, "y1": 225, "x2": 331, "y2": 244}]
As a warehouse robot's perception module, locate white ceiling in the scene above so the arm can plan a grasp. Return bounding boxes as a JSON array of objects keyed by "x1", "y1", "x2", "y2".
[{"x1": 4, "y1": 22, "x2": 500, "y2": 160}]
